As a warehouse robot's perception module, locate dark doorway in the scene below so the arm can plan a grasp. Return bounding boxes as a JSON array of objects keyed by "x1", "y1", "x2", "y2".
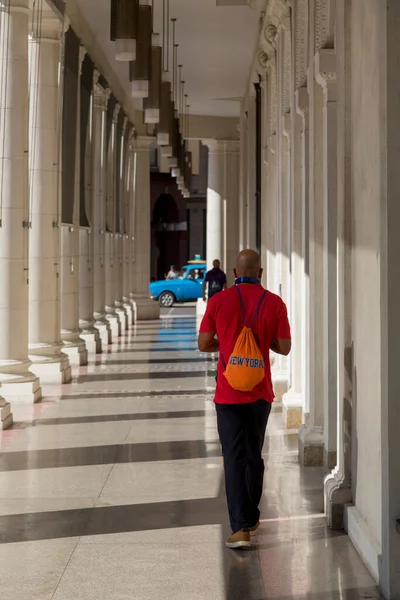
[{"x1": 152, "y1": 194, "x2": 186, "y2": 280}]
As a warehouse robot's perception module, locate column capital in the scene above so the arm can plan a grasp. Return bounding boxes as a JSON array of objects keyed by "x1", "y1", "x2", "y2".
[
  {"x1": 134, "y1": 136, "x2": 154, "y2": 151},
  {"x1": 93, "y1": 82, "x2": 109, "y2": 110},
  {"x1": 113, "y1": 103, "x2": 121, "y2": 123},
  {"x1": 295, "y1": 86, "x2": 309, "y2": 130},
  {"x1": 30, "y1": 15, "x2": 63, "y2": 41},
  {"x1": 202, "y1": 139, "x2": 240, "y2": 154},
  {"x1": 314, "y1": 49, "x2": 337, "y2": 100}
]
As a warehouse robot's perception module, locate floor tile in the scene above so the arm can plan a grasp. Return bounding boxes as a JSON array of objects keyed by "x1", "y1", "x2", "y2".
[
  {"x1": 98, "y1": 458, "x2": 222, "y2": 506},
  {"x1": 53, "y1": 526, "x2": 225, "y2": 600},
  {"x1": 0, "y1": 538, "x2": 78, "y2": 600}
]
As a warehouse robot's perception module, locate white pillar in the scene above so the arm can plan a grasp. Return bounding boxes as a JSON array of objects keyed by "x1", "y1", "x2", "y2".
[
  {"x1": 114, "y1": 117, "x2": 129, "y2": 330},
  {"x1": 317, "y1": 50, "x2": 338, "y2": 468},
  {"x1": 205, "y1": 140, "x2": 223, "y2": 272},
  {"x1": 122, "y1": 126, "x2": 134, "y2": 325},
  {"x1": 91, "y1": 77, "x2": 111, "y2": 346},
  {"x1": 105, "y1": 103, "x2": 121, "y2": 339},
  {"x1": 238, "y1": 99, "x2": 247, "y2": 252},
  {"x1": 298, "y1": 49, "x2": 325, "y2": 466},
  {"x1": 79, "y1": 71, "x2": 101, "y2": 355},
  {"x1": 61, "y1": 46, "x2": 88, "y2": 367},
  {"x1": 0, "y1": 0, "x2": 41, "y2": 405},
  {"x1": 28, "y1": 17, "x2": 72, "y2": 383},
  {"x1": 131, "y1": 137, "x2": 160, "y2": 320},
  {"x1": 379, "y1": 3, "x2": 400, "y2": 593},
  {"x1": 282, "y1": 97, "x2": 305, "y2": 429},
  {"x1": 224, "y1": 142, "x2": 240, "y2": 285}
]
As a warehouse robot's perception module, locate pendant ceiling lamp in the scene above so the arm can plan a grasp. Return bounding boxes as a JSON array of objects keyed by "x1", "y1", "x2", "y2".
[
  {"x1": 183, "y1": 94, "x2": 192, "y2": 195},
  {"x1": 171, "y1": 66, "x2": 183, "y2": 178},
  {"x1": 144, "y1": 32, "x2": 162, "y2": 123},
  {"x1": 111, "y1": 0, "x2": 139, "y2": 61},
  {"x1": 129, "y1": 1, "x2": 152, "y2": 98},
  {"x1": 157, "y1": 0, "x2": 172, "y2": 147},
  {"x1": 168, "y1": 30, "x2": 180, "y2": 170}
]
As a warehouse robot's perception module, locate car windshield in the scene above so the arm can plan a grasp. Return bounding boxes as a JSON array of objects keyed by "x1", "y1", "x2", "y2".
[{"x1": 177, "y1": 268, "x2": 188, "y2": 279}]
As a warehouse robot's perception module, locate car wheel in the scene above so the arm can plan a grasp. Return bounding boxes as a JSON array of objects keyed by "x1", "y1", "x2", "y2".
[{"x1": 159, "y1": 291, "x2": 175, "y2": 307}]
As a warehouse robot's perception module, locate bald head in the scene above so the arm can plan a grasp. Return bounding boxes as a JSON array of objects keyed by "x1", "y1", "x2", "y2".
[{"x1": 235, "y1": 250, "x2": 262, "y2": 279}]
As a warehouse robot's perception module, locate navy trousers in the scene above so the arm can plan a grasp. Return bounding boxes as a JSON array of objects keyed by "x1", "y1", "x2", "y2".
[{"x1": 216, "y1": 399, "x2": 271, "y2": 533}]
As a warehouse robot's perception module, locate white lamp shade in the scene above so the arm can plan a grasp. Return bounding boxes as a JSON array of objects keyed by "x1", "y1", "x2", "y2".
[
  {"x1": 145, "y1": 108, "x2": 160, "y2": 124},
  {"x1": 131, "y1": 79, "x2": 149, "y2": 98},
  {"x1": 115, "y1": 38, "x2": 136, "y2": 61},
  {"x1": 160, "y1": 144, "x2": 172, "y2": 157},
  {"x1": 171, "y1": 167, "x2": 180, "y2": 178},
  {"x1": 157, "y1": 132, "x2": 170, "y2": 147}
]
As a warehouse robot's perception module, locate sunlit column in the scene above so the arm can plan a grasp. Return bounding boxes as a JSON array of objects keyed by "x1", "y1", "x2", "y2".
[
  {"x1": 0, "y1": 0, "x2": 41, "y2": 406},
  {"x1": 60, "y1": 43, "x2": 88, "y2": 366},
  {"x1": 91, "y1": 74, "x2": 111, "y2": 347},
  {"x1": 131, "y1": 136, "x2": 160, "y2": 320},
  {"x1": 28, "y1": 14, "x2": 72, "y2": 383}
]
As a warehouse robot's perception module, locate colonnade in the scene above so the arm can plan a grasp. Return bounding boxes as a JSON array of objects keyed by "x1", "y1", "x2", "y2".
[
  {"x1": 0, "y1": 3, "x2": 158, "y2": 424},
  {"x1": 237, "y1": 0, "x2": 400, "y2": 595}
]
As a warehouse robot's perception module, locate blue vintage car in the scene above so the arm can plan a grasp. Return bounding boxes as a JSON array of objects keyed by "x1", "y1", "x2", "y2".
[{"x1": 149, "y1": 260, "x2": 206, "y2": 307}]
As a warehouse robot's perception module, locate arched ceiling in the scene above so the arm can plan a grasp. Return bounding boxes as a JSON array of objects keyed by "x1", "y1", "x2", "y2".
[{"x1": 73, "y1": 0, "x2": 261, "y2": 117}]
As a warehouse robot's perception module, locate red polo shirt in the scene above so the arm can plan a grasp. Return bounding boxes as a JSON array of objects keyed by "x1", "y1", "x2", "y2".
[{"x1": 199, "y1": 284, "x2": 291, "y2": 404}]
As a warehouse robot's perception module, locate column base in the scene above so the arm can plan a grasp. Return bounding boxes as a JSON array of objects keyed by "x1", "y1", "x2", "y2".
[
  {"x1": 122, "y1": 297, "x2": 135, "y2": 327},
  {"x1": 282, "y1": 390, "x2": 303, "y2": 430},
  {"x1": 94, "y1": 313, "x2": 112, "y2": 347},
  {"x1": 29, "y1": 343, "x2": 72, "y2": 385},
  {"x1": 115, "y1": 303, "x2": 129, "y2": 331},
  {"x1": 61, "y1": 329, "x2": 88, "y2": 367},
  {"x1": 272, "y1": 367, "x2": 289, "y2": 402},
  {"x1": 105, "y1": 308, "x2": 121, "y2": 340},
  {"x1": 324, "y1": 467, "x2": 352, "y2": 529},
  {"x1": 298, "y1": 423, "x2": 324, "y2": 466},
  {"x1": 79, "y1": 320, "x2": 102, "y2": 354},
  {"x1": 0, "y1": 397, "x2": 13, "y2": 430},
  {"x1": 324, "y1": 448, "x2": 337, "y2": 470},
  {"x1": 134, "y1": 297, "x2": 160, "y2": 321},
  {"x1": 0, "y1": 360, "x2": 42, "y2": 404}
]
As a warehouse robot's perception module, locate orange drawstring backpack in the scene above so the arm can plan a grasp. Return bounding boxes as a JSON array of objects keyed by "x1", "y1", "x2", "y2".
[{"x1": 224, "y1": 286, "x2": 267, "y2": 392}]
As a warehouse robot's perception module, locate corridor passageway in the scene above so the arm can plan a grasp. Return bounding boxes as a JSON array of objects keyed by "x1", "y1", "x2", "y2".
[{"x1": 0, "y1": 309, "x2": 379, "y2": 599}]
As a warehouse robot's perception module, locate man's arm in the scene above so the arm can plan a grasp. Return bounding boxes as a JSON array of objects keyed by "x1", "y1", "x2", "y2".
[
  {"x1": 198, "y1": 331, "x2": 219, "y2": 353},
  {"x1": 270, "y1": 337, "x2": 291, "y2": 356}
]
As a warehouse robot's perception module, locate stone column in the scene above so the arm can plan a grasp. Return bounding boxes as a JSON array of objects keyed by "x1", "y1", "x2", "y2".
[
  {"x1": 122, "y1": 128, "x2": 135, "y2": 325},
  {"x1": 380, "y1": 3, "x2": 400, "y2": 594},
  {"x1": 324, "y1": 0, "x2": 352, "y2": 529},
  {"x1": 61, "y1": 46, "x2": 88, "y2": 367},
  {"x1": 0, "y1": 0, "x2": 41, "y2": 404},
  {"x1": 104, "y1": 103, "x2": 121, "y2": 339},
  {"x1": 238, "y1": 99, "x2": 247, "y2": 252},
  {"x1": 282, "y1": 95, "x2": 306, "y2": 430},
  {"x1": 91, "y1": 75, "x2": 111, "y2": 347},
  {"x1": 114, "y1": 117, "x2": 129, "y2": 330},
  {"x1": 28, "y1": 15, "x2": 71, "y2": 383},
  {"x1": 316, "y1": 50, "x2": 338, "y2": 468},
  {"x1": 131, "y1": 137, "x2": 160, "y2": 320},
  {"x1": 205, "y1": 140, "x2": 223, "y2": 272},
  {"x1": 223, "y1": 142, "x2": 240, "y2": 285},
  {"x1": 298, "y1": 51, "x2": 325, "y2": 466},
  {"x1": 79, "y1": 68, "x2": 101, "y2": 355}
]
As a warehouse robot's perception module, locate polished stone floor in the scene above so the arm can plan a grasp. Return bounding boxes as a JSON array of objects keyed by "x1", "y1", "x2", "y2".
[{"x1": 0, "y1": 308, "x2": 381, "y2": 599}]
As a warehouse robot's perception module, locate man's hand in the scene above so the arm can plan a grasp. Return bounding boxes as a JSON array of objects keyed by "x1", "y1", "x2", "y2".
[{"x1": 198, "y1": 331, "x2": 219, "y2": 353}]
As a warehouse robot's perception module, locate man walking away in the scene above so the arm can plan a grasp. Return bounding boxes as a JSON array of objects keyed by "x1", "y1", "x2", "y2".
[
  {"x1": 203, "y1": 259, "x2": 227, "y2": 301},
  {"x1": 198, "y1": 250, "x2": 291, "y2": 549}
]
